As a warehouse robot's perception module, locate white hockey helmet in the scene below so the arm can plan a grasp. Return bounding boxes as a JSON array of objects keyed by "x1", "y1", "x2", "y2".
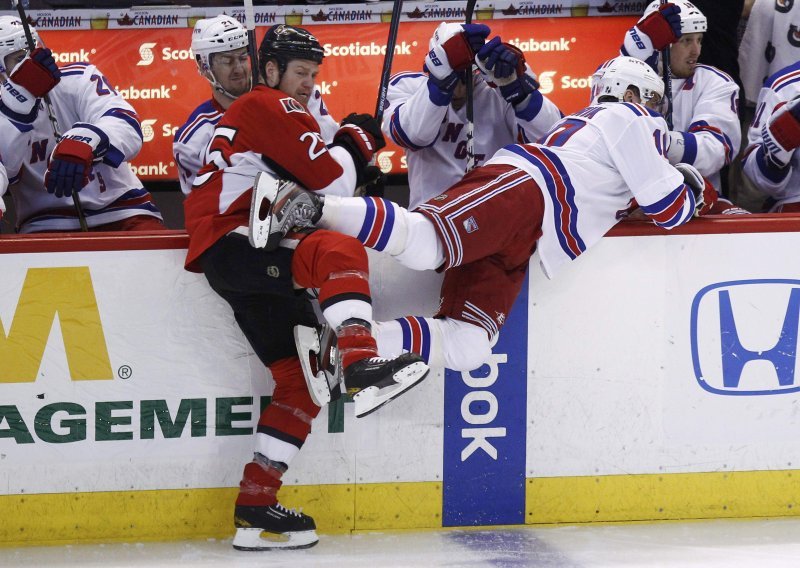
[
  {"x1": 191, "y1": 15, "x2": 250, "y2": 98},
  {"x1": 0, "y1": 15, "x2": 39, "y2": 75},
  {"x1": 591, "y1": 56, "x2": 664, "y2": 105},
  {"x1": 642, "y1": 0, "x2": 707, "y2": 34}
]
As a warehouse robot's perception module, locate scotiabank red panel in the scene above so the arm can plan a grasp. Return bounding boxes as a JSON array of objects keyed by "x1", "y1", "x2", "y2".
[{"x1": 43, "y1": 17, "x2": 635, "y2": 180}]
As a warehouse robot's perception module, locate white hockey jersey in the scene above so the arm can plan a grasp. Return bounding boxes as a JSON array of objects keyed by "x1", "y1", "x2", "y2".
[
  {"x1": 741, "y1": 61, "x2": 800, "y2": 209},
  {"x1": 739, "y1": 0, "x2": 800, "y2": 105},
  {"x1": 383, "y1": 71, "x2": 562, "y2": 209},
  {"x1": 0, "y1": 161, "x2": 7, "y2": 220},
  {"x1": 621, "y1": 28, "x2": 741, "y2": 192},
  {"x1": 0, "y1": 62, "x2": 161, "y2": 233},
  {"x1": 173, "y1": 85, "x2": 338, "y2": 195},
  {"x1": 667, "y1": 66, "x2": 741, "y2": 191},
  {"x1": 488, "y1": 102, "x2": 697, "y2": 278}
]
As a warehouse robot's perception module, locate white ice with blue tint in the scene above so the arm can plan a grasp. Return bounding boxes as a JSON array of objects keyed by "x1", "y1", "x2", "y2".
[{"x1": 4, "y1": 517, "x2": 800, "y2": 567}]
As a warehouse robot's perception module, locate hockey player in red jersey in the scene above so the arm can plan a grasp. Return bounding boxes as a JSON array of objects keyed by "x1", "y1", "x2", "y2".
[
  {"x1": 263, "y1": 56, "x2": 717, "y2": 375},
  {"x1": 183, "y1": 25, "x2": 429, "y2": 550},
  {"x1": 173, "y1": 15, "x2": 339, "y2": 195}
]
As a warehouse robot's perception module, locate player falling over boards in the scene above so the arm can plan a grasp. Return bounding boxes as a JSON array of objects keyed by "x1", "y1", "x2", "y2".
[
  {"x1": 183, "y1": 24, "x2": 432, "y2": 551},
  {"x1": 260, "y1": 54, "x2": 718, "y2": 377}
]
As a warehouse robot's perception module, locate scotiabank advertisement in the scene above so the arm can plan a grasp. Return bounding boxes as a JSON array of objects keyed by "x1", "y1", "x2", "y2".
[{"x1": 36, "y1": 13, "x2": 635, "y2": 180}]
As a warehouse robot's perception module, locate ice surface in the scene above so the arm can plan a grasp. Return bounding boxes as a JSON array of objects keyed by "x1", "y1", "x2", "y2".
[{"x1": 3, "y1": 517, "x2": 800, "y2": 568}]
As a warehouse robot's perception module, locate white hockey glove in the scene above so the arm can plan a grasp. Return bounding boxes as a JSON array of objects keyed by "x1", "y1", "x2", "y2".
[
  {"x1": 45, "y1": 124, "x2": 110, "y2": 198},
  {"x1": 475, "y1": 37, "x2": 540, "y2": 107},
  {"x1": 761, "y1": 95, "x2": 800, "y2": 168},
  {"x1": 1, "y1": 48, "x2": 60, "y2": 123},
  {"x1": 675, "y1": 162, "x2": 716, "y2": 217},
  {"x1": 424, "y1": 22, "x2": 489, "y2": 93}
]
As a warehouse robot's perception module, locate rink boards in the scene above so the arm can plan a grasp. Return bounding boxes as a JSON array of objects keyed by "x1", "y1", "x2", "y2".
[{"x1": 3, "y1": 218, "x2": 800, "y2": 546}]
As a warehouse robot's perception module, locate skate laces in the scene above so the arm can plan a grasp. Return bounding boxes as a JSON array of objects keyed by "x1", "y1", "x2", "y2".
[
  {"x1": 288, "y1": 203, "x2": 318, "y2": 228},
  {"x1": 274, "y1": 503, "x2": 304, "y2": 517}
]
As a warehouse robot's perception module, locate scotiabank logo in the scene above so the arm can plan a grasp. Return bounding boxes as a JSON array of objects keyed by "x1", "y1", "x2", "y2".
[
  {"x1": 141, "y1": 119, "x2": 157, "y2": 142},
  {"x1": 0, "y1": 267, "x2": 112, "y2": 383},
  {"x1": 537, "y1": 71, "x2": 556, "y2": 94},
  {"x1": 137, "y1": 42, "x2": 157, "y2": 66},
  {"x1": 691, "y1": 279, "x2": 800, "y2": 395}
]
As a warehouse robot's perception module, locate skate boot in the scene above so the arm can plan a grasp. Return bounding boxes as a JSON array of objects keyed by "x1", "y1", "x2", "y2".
[
  {"x1": 345, "y1": 352, "x2": 429, "y2": 418},
  {"x1": 233, "y1": 503, "x2": 319, "y2": 550},
  {"x1": 263, "y1": 178, "x2": 324, "y2": 251}
]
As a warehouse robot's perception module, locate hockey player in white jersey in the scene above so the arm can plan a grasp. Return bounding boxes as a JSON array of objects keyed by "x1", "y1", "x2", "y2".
[
  {"x1": 173, "y1": 18, "x2": 339, "y2": 195},
  {"x1": 739, "y1": 0, "x2": 800, "y2": 107},
  {"x1": 264, "y1": 56, "x2": 716, "y2": 373},
  {"x1": 620, "y1": 0, "x2": 740, "y2": 195},
  {"x1": 385, "y1": 22, "x2": 562, "y2": 209},
  {"x1": 741, "y1": 61, "x2": 800, "y2": 212},
  {"x1": 0, "y1": 16, "x2": 163, "y2": 233},
  {"x1": 0, "y1": 161, "x2": 7, "y2": 226}
]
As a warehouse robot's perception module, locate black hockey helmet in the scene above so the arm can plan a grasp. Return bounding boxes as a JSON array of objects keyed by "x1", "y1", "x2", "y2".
[{"x1": 258, "y1": 24, "x2": 324, "y2": 82}]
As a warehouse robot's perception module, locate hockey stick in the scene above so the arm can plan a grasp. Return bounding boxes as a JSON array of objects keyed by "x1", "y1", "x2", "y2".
[
  {"x1": 660, "y1": 0, "x2": 673, "y2": 129},
  {"x1": 243, "y1": 0, "x2": 259, "y2": 88},
  {"x1": 12, "y1": 0, "x2": 88, "y2": 232},
  {"x1": 362, "y1": 0, "x2": 403, "y2": 198},
  {"x1": 374, "y1": 0, "x2": 403, "y2": 123},
  {"x1": 464, "y1": 0, "x2": 478, "y2": 173}
]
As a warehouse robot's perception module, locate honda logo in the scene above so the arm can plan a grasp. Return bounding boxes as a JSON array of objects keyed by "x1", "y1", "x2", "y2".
[{"x1": 691, "y1": 279, "x2": 800, "y2": 396}]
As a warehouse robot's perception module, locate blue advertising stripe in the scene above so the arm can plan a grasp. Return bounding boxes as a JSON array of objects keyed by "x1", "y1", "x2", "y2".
[{"x1": 442, "y1": 274, "x2": 528, "y2": 526}]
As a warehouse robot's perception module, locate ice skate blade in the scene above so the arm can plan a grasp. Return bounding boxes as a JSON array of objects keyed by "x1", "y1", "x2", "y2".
[
  {"x1": 353, "y1": 361, "x2": 429, "y2": 418},
  {"x1": 294, "y1": 325, "x2": 330, "y2": 407},
  {"x1": 248, "y1": 172, "x2": 281, "y2": 249},
  {"x1": 232, "y1": 527, "x2": 319, "y2": 550}
]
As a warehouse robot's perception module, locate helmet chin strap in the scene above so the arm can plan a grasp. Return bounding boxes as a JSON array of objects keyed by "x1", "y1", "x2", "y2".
[{"x1": 207, "y1": 68, "x2": 252, "y2": 101}]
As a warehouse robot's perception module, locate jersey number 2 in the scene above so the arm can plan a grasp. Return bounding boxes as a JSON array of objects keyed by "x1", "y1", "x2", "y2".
[
  {"x1": 90, "y1": 74, "x2": 118, "y2": 96},
  {"x1": 300, "y1": 132, "x2": 326, "y2": 161}
]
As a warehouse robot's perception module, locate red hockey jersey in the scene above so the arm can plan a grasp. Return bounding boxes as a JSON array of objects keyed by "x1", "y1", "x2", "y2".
[{"x1": 184, "y1": 85, "x2": 356, "y2": 271}]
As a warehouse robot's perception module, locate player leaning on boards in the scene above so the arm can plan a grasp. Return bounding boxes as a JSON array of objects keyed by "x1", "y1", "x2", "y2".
[
  {"x1": 264, "y1": 56, "x2": 718, "y2": 373},
  {"x1": 173, "y1": 15, "x2": 339, "y2": 195},
  {"x1": 621, "y1": 0, "x2": 741, "y2": 198},
  {"x1": 183, "y1": 24, "x2": 430, "y2": 551},
  {"x1": 384, "y1": 21, "x2": 562, "y2": 209},
  {"x1": 0, "y1": 16, "x2": 163, "y2": 232},
  {"x1": 741, "y1": 61, "x2": 800, "y2": 212},
  {"x1": 175, "y1": 16, "x2": 343, "y2": 406}
]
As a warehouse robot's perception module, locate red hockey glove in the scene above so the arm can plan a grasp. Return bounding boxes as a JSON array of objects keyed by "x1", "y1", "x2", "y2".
[
  {"x1": 636, "y1": 3, "x2": 682, "y2": 50},
  {"x1": 676, "y1": 163, "x2": 717, "y2": 217},
  {"x1": 334, "y1": 115, "x2": 384, "y2": 165},
  {"x1": 9, "y1": 47, "x2": 61, "y2": 98},
  {"x1": 424, "y1": 22, "x2": 490, "y2": 93},
  {"x1": 340, "y1": 113, "x2": 386, "y2": 150}
]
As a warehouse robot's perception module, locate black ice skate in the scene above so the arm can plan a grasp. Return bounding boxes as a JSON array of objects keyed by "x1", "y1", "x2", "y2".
[
  {"x1": 263, "y1": 179, "x2": 324, "y2": 251},
  {"x1": 233, "y1": 503, "x2": 318, "y2": 550},
  {"x1": 345, "y1": 352, "x2": 429, "y2": 418}
]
